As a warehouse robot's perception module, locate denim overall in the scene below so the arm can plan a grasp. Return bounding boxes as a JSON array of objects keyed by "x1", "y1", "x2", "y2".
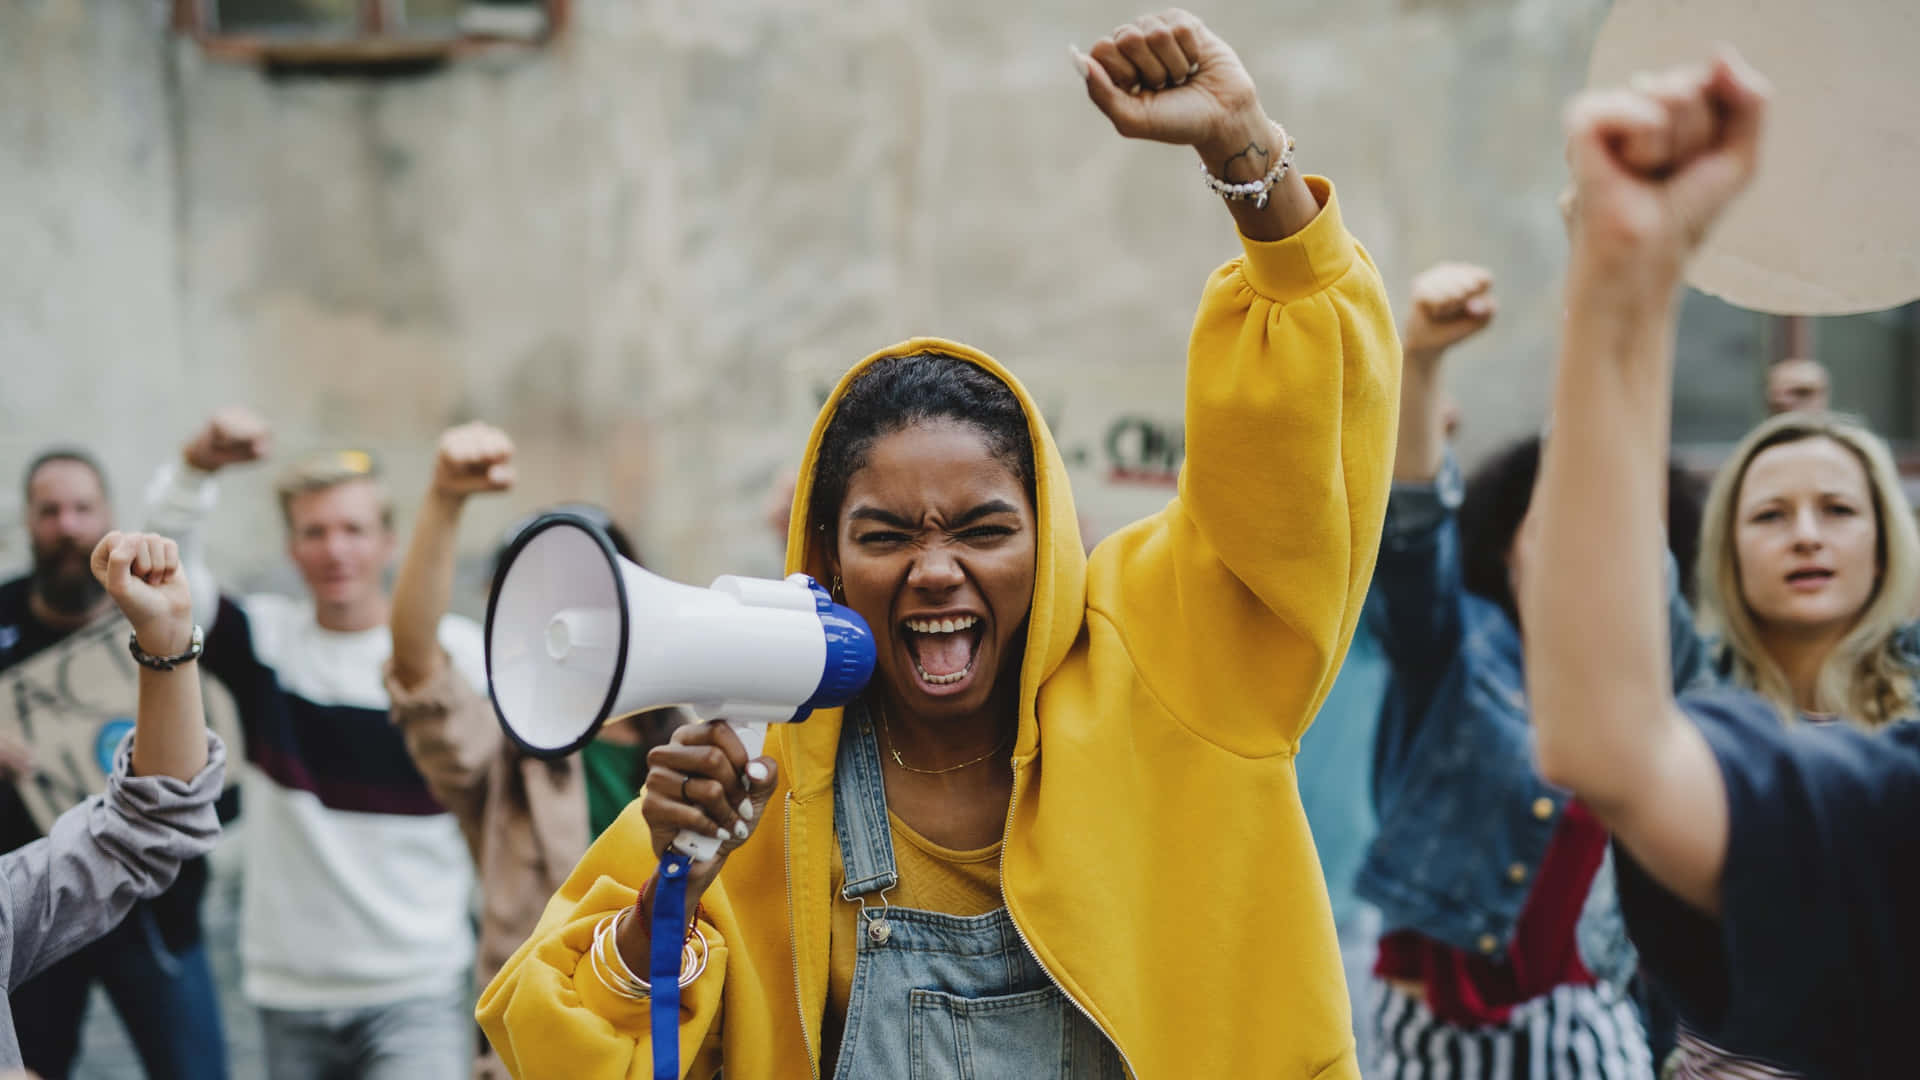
[{"x1": 827, "y1": 707, "x2": 1128, "y2": 1080}]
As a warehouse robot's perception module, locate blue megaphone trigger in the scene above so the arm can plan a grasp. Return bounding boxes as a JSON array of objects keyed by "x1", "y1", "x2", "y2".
[{"x1": 793, "y1": 576, "x2": 876, "y2": 722}]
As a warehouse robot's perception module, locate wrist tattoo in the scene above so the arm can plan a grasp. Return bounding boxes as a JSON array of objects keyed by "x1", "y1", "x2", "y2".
[{"x1": 1216, "y1": 141, "x2": 1271, "y2": 184}]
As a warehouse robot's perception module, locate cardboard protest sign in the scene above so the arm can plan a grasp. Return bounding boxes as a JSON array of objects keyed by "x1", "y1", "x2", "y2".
[
  {"x1": 1590, "y1": 0, "x2": 1920, "y2": 315},
  {"x1": 0, "y1": 617, "x2": 242, "y2": 833}
]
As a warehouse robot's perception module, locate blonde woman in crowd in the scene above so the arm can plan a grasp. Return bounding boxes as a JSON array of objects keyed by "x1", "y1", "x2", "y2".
[
  {"x1": 1696, "y1": 411, "x2": 1920, "y2": 730},
  {"x1": 1655, "y1": 411, "x2": 1920, "y2": 1078}
]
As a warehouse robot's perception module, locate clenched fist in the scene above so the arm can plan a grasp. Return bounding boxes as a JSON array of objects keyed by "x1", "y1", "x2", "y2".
[
  {"x1": 182, "y1": 407, "x2": 271, "y2": 473},
  {"x1": 431, "y1": 422, "x2": 515, "y2": 500},
  {"x1": 1076, "y1": 10, "x2": 1263, "y2": 150},
  {"x1": 91, "y1": 532, "x2": 193, "y2": 659},
  {"x1": 1564, "y1": 48, "x2": 1770, "y2": 289},
  {"x1": 1403, "y1": 263, "x2": 1497, "y2": 360}
]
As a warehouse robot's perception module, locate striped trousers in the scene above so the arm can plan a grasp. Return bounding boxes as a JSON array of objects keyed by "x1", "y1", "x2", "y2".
[{"x1": 1370, "y1": 981, "x2": 1656, "y2": 1080}]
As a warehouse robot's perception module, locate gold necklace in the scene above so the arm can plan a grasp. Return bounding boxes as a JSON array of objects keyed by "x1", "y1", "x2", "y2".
[{"x1": 873, "y1": 700, "x2": 1012, "y2": 775}]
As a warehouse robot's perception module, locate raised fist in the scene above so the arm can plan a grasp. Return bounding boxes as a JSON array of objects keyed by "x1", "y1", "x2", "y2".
[
  {"x1": 1563, "y1": 49, "x2": 1769, "y2": 285},
  {"x1": 431, "y1": 422, "x2": 515, "y2": 499},
  {"x1": 1076, "y1": 10, "x2": 1263, "y2": 149},
  {"x1": 1403, "y1": 263, "x2": 1497, "y2": 359},
  {"x1": 182, "y1": 407, "x2": 271, "y2": 473},
  {"x1": 91, "y1": 532, "x2": 193, "y2": 658}
]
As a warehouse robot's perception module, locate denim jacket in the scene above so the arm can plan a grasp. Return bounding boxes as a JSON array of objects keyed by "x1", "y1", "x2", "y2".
[{"x1": 1353, "y1": 454, "x2": 1707, "y2": 960}]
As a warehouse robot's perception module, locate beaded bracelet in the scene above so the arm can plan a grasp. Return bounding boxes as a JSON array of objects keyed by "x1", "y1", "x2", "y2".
[{"x1": 1199, "y1": 123, "x2": 1295, "y2": 211}]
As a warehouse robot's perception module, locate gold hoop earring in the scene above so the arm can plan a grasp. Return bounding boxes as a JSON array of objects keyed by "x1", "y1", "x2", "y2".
[{"x1": 831, "y1": 575, "x2": 844, "y2": 600}]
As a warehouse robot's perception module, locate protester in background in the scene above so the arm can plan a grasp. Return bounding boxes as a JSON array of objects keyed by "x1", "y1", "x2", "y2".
[
  {"x1": 480, "y1": 11, "x2": 1398, "y2": 1077},
  {"x1": 148, "y1": 413, "x2": 480, "y2": 1080},
  {"x1": 0, "y1": 530, "x2": 226, "y2": 1067},
  {"x1": 1645, "y1": 410, "x2": 1920, "y2": 1078},
  {"x1": 1527, "y1": 49, "x2": 1920, "y2": 1078},
  {"x1": 1764, "y1": 357, "x2": 1830, "y2": 415},
  {"x1": 386, "y1": 421, "x2": 685, "y2": 1080},
  {"x1": 1357, "y1": 261, "x2": 1706, "y2": 1078},
  {"x1": 1697, "y1": 411, "x2": 1920, "y2": 727},
  {"x1": 0, "y1": 448, "x2": 236, "y2": 1080}
]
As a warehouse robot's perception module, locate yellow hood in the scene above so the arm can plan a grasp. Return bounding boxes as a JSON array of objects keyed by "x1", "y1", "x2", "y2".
[{"x1": 771, "y1": 336, "x2": 1086, "y2": 794}]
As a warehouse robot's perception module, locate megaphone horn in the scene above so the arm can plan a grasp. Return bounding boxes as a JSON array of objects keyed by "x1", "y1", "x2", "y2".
[{"x1": 484, "y1": 513, "x2": 875, "y2": 858}]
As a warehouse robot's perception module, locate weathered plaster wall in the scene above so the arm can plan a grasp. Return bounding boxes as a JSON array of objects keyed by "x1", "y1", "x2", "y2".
[{"x1": 3, "y1": 0, "x2": 1615, "y2": 602}]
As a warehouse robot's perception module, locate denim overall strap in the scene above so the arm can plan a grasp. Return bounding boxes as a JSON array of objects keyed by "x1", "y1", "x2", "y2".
[{"x1": 833, "y1": 701, "x2": 899, "y2": 901}]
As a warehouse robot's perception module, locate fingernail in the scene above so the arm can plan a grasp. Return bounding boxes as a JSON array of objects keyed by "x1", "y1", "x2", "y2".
[
  {"x1": 738, "y1": 799, "x2": 755, "y2": 823},
  {"x1": 1127, "y1": 83, "x2": 1142, "y2": 96},
  {"x1": 1066, "y1": 44, "x2": 1088, "y2": 79},
  {"x1": 733, "y1": 820, "x2": 749, "y2": 840},
  {"x1": 746, "y1": 761, "x2": 770, "y2": 784},
  {"x1": 1188, "y1": 61, "x2": 1199, "y2": 76}
]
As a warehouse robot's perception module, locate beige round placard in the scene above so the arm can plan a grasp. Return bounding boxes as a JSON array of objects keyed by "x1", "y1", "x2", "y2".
[{"x1": 1589, "y1": 0, "x2": 1920, "y2": 315}]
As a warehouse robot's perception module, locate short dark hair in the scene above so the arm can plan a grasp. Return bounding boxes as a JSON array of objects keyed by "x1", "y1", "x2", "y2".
[
  {"x1": 1460, "y1": 435, "x2": 1705, "y2": 622},
  {"x1": 22, "y1": 447, "x2": 109, "y2": 506},
  {"x1": 809, "y1": 353, "x2": 1036, "y2": 535},
  {"x1": 1459, "y1": 436, "x2": 1541, "y2": 624}
]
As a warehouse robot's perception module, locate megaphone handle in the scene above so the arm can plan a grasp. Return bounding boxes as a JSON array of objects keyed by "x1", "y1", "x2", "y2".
[{"x1": 670, "y1": 720, "x2": 770, "y2": 862}]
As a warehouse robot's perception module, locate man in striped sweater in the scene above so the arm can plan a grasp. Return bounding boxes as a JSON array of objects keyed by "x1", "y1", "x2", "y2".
[{"x1": 150, "y1": 410, "x2": 479, "y2": 1080}]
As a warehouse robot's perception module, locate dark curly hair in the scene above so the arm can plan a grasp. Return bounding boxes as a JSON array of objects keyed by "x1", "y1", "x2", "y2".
[
  {"x1": 809, "y1": 353, "x2": 1036, "y2": 536},
  {"x1": 1459, "y1": 437, "x2": 1541, "y2": 624},
  {"x1": 1460, "y1": 434, "x2": 1708, "y2": 624}
]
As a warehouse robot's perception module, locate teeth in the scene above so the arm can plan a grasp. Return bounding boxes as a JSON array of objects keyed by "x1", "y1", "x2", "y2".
[
  {"x1": 914, "y1": 662, "x2": 968, "y2": 685},
  {"x1": 905, "y1": 615, "x2": 978, "y2": 634}
]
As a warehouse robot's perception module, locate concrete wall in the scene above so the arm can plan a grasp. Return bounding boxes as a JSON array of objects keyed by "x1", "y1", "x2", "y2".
[{"x1": 3, "y1": 0, "x2": 1617, "y2": 605}]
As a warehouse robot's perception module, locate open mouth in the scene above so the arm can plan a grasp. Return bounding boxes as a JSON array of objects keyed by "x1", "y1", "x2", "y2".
[{"x1": 901, "y1": 614, "x2": 984, "y2": 690}]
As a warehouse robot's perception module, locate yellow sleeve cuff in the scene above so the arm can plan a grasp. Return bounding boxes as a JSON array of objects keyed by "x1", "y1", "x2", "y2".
[{"x1": 1235, "y1": 176, "x2": 1359, "y2": 302}]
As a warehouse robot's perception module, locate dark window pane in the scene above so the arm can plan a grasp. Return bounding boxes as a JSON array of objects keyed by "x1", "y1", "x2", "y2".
[
  {"x1": 452, "y1": 0, "x2": 549, "y2": 38},
  {"x1": 1820, "y1": 301, "x2": 1918, "y2": 441},
  {"x1": 213, "y1": 0, "x2": 358, "y2": 33},
  {"x1": 1673, "y1": 288, "x2": 1769, "y2": 445}
]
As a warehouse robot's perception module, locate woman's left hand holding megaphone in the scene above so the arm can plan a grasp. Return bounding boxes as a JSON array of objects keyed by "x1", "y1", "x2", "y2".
[{"x1": 626, "y1": 721, "x2": 780, "y2": 940}]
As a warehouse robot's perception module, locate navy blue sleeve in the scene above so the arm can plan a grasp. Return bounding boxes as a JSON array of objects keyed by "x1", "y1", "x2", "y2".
[
  {"x1": 200, "y1": 595, "x2": 271, "y2": 747},
  {"x1": 1615, "y1": 688, "x2": 1920, "y2": 1076}
]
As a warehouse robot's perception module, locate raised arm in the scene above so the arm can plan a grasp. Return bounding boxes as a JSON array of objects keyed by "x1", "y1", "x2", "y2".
[
  {"x1": 1522, "y1": 53, "x2": 1770, "y2": 914},
  {"x1": 387, "y1": 423, "x2": 516, "y2": 830},
  {"x1": 1076, "y1": 11, "x2": 1400, "y2": 756},
  {"x1": 144, "y1": 407, "x2": 271, "y2": 630},
  {"x1": 1369, "y1": 265, "x2": 1496, "y2": 709},
  {"x1": 1397, "y1": 263, "x2": 1493, "y2": 484},
  {"x1": 4, "y1": 531, "x2": 224, "y2": 986}
]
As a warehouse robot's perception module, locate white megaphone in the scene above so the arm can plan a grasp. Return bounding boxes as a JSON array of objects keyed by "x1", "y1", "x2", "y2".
[{"x1": 485, "y1": 512, "x2": 875, "y2": 861}]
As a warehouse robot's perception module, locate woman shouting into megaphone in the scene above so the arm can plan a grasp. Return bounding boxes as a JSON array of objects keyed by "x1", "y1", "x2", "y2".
[{"x1": 479, "y1": 10, "x2": 1398, "y2": 1078}]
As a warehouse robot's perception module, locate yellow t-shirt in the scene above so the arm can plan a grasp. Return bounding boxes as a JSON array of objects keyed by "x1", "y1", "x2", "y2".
[{"x1": 820, "y1": 813, "x2": 1002, "y2": 1069}]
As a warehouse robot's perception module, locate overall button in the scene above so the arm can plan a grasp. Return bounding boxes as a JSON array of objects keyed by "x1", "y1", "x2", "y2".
[
  {"x1": 1507, "y1": 863, "x2": 1529, "y2": 884},
  {"x1": 1476, "y1": 934, "x2": 1499, "y2": 955},
  {"x1": 867, "y1": 919, "x2": 891, "y2": 945},
  {"x1": 1532, "y1": 797, "x2": 1555, "y2": 821}
]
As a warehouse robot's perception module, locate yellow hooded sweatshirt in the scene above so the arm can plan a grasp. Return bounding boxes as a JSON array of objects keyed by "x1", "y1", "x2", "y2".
[{"x1": 478, "y1": 177, "x2": 1399, "y2": 1079}]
